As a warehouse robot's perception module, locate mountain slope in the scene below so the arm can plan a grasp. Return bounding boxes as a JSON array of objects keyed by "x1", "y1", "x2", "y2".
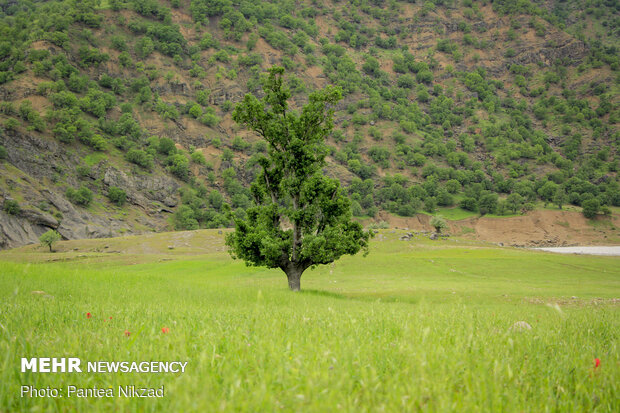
[{"x1": 0, "y1": 0, "x2": 618, "y2": 249}]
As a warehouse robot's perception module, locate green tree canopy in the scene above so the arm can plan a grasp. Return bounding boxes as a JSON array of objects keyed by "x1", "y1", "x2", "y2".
[
  {"x1": 582, "y1": 198, "x2": 600, "y2": 219},
  {"x1": 39, "y1": 230, "x2": 61, "y2": 252},
  {"x1": 226, "y1": 67, "x2": 371, "y2": 291},
  {"x1": 430, "y1": 215, "x2": 447, "y2": 234}
]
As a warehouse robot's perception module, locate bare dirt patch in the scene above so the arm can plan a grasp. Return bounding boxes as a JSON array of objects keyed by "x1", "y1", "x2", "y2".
[{"x1": 371, "y1": 210, "x2": 619, "y2": 247}]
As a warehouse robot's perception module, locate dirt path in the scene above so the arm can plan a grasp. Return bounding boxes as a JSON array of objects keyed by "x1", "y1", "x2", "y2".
[{"x1": 534, "y1": 246, "x2": 620, "y2": 256}]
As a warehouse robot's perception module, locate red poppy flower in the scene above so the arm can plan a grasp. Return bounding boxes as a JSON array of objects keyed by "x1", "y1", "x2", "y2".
[
  {"x1": 161, "y1": 327, "x2": 170, "y2": 334},
  {"x1": 594, "y1": 358, "x2": 601, "y2": 368},
  {"x1": 109, "y1": 317, "x2": 112, "y2": 320},
  {"x1": 86, "y1": 312, "x2": 92, "y2": 319},
  {"x1": 124, "y1": 330, "x2": 131, "y2": 337}
]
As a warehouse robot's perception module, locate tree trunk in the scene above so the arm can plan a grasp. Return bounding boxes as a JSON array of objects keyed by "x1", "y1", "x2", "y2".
[{"x1": 285, "y1": 266, "x2": 303, "y2": 291}]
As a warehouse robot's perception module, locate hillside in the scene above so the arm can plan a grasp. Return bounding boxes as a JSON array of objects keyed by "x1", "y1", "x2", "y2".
[{"x1": 0, "y1": 0, "x2": 618, "y2": 249}]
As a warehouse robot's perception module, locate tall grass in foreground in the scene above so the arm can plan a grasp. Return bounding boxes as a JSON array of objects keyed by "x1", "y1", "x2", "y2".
[{"x1": 0, "y1": 235, "x2": 618, "y2": 412}]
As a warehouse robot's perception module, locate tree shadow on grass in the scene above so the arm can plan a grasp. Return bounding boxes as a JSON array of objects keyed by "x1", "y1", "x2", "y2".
[{"x1": 301, "y1": 289, "x2": 420, "y2": 305}]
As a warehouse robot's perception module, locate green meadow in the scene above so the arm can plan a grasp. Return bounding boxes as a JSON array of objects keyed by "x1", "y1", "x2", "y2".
[{"x1": 0, "y1": 230, "x2": 618, "y2": 412}]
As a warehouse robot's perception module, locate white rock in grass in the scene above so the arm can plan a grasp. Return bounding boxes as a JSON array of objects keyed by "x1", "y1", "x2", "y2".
[{"x1": 511, "y1": 321, "x2": 532, "y2": 332}]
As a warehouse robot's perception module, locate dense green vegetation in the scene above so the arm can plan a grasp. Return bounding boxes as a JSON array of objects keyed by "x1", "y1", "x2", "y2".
[
  {"x1": 0, "y1": 0, "x2": 617, "y2": 231},
  {"x1": 0, "y1": 230, "x2": 618, "y2": 411}
]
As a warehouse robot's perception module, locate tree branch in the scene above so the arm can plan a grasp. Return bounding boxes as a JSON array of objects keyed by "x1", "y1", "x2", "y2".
[{"x1": 291, "y1": 195, "x2": 300, "y2": 262}]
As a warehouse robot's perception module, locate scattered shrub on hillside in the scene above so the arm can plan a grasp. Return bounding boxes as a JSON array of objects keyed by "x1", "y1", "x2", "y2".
[
  {"x1": 208, "y1": 190, "x2": 224, "y2": 211},
  {"x1": 155, "y1": 99, "x2": 180, "y2": 121},
  {"x1": 478, "y1": 193, "x2": 498, "y2": 215},
  {"x1": 582, "y1": 198, "x2": 600, "y2": 219},
  {"x1": 135, "y1": 36, "x2": 155, "y2": 58},
  {"x1": 3, "y1": 199, "x2": 20, "y2": 215},
  {"x1": 436, "y1": 190, "x2": 454, "y2": 207},
  {"x1": 126, "y1": 149, "x2": 153, "y2": 169},
  {"x1": 173, "y1": 205, "x2": 199, "y2": 230},
  {"x1": 416, "y1": 70, "x2": 433, "y2": 84},
  {"x1": 108, "y1": 187, "x2": 127, "y2": 206},
  {"x1": 397, "y1": 74, "x2": 416, "y2": 89},
  {"x1": 506, "y1": 193, "x2": 524, "y2": 213},
  {"x1": 231, "y1": 136, "x2": 251, "y2": 153},
  {"x1": 167, "y1": 153, "x2": 190, "y2": 181},
  {"x1": 460, "y1": 197, "x2": 478, "y2": 212},
  {"x1": 110, "y1": 35, "x2": 127, "y2": 51},
  {"x1": 79, "y1": 134, "x2": 107, "y2": 151},
  {"x1": 66, "y1": 186, "x2": 93, "y2": 207},
  {"x1": 424, "y1": 197, "x2": 437, "y2": 213},
  {"x1": 199, "y1": 33, "x2": 219, "y2": 50},
  {"x1": 78, "y1": 46, "x2": 109, "y2": 67},
  {"x1": 188, "y1": 104, "x2": 203, "y2": 119},
  {"x1": 4, "y1": 118, "x2": 19, "y2": 131},
  {"x1": 200, "y1": 108, "x2": 219, "y2": 126},
  {"x1": 118, "y1": 51, "x2": 133, "y2": 67},
  {"x1": 76, "y1": 165, "x2": 91, "y2": 179},
  {"x1": 191, "y1": 151, "x2": 207, "y2": 165},
  {"x1": 158, "y1": 137, "x2": 177, "y2": 155}
]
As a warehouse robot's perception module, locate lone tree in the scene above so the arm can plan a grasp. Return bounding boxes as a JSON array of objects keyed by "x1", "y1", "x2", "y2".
[
  {"x1": 39, "y1": 229, "x2": 61, "y2": 252},
  {"x1": 430, "y1": 215, "x2": 447, "y2": 234},
  {"x1": 226, "y1": 67, "x2": 371, "y2": 291}
]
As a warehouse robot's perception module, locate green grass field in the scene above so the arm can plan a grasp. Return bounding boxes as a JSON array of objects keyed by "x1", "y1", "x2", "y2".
[{"x1": 0, "y1": 230, "x2": 618, "y2": 412}]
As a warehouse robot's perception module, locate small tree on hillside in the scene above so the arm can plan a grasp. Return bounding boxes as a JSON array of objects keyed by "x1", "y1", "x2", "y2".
[
  {"x1": 506, "y1": 193, "x2": 524, "y2": 214},
  {"x1": 226, "y1": 67, "x2": 371, "y2": 291},
  {"x1": 430, "y1": 215, "x2": 447, "y2": 234},
  {"x1": 582, "y1": 199, "x2": 600, "y2": 219},
  {"x1": 40, "y1": 230, "x2": 61, "y2": 252},
  {"x1": 553, "y1": 188, "x2": 568, "y2": 210}
]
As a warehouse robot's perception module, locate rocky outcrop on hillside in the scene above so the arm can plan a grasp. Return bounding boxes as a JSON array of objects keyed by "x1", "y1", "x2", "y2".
[
  {"x1": 0, "y1": 191, "x2": 120, "y2": 250},
  {"x1": 102, "y1": 167, "x2": 180, "y2": 209},
  {"x1": 0, "y1": 130, "x2": 177, "y2": 250},
  {"x1": 510, "y1": 37, "x2": 587, "y2": 67},
  {"x1": 0, "y1": 209, "x2": 57, "y2": 250}
]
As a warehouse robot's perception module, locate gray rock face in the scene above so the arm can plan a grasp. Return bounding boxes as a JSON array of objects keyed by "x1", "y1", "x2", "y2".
[
  {"x1": 510, "y1": 39, "x2": 587, "y2": 67},
  {"x1": 56, "y1": 215, "x2": 114, "y2": 241},
  {"x1": 41, "y1": 189, "x2": 74, "y2": 214},
  {"x1": 19, "y1": 208, "x2": 59, "y2": 228},
  {"x1": 208, "y1": 86, "x2": 244, "y2": 106},
  {"x1": 103, "y1": 168, "x2": 149, "y2": 209},
  {"x1": 0, "y1": 211, "x2": 52, "y2": 249},
  {"x1": 102, "y1": 167, "x2": 180, "y2": 207},
  {"x1": 0, "y1": 130, "x2": 178, "y2": 250},
  {"x1": 0, "y1": 183, "x2": 146, "y2": 249},
  {"x1": 2, "y1": 130, "x2": 74, "y2": 186}
]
